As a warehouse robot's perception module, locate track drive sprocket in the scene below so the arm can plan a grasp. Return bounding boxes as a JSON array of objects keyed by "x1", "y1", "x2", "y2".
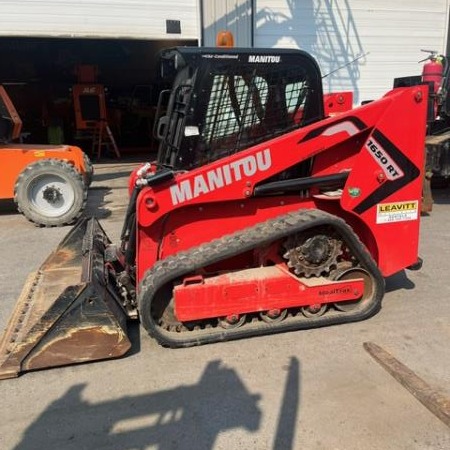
[{"x1": 282, "y1": 228, "x2": 343, "y2": 278}]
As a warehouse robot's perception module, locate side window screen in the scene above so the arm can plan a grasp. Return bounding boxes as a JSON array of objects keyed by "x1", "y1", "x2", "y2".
[
  {"x1": 285, "y1": 81, "x2": 309, "y2": 124},
  {"x1": 173, "y1": 56, "x2": 323, "y2": 170},
  {"x1": 203, "y1": 75, "x2": 239, "y2": 142},
  {"x1": 196, "y1": 64, "x2": 312, "y2": 164},
  {"x1": 203, "y1": 75, "x2": 268, "y2": 146}
]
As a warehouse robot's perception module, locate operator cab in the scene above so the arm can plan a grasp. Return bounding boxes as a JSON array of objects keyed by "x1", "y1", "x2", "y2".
[{"x1": 155, "y1": 47, "x2": 324, "y2": 171}]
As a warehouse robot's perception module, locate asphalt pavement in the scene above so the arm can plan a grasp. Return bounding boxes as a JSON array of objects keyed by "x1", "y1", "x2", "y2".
[{"x1": 0, "y1": 161, "x2": 449, "y2": 450}]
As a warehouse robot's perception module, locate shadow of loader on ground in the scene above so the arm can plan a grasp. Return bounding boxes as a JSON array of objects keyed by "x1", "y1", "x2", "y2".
[{"x1": 14, "y1": 357, "x2": 301, "y2": 450}]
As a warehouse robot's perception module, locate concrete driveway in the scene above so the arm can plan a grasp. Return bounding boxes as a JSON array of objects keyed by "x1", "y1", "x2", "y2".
[{"x1": 0, "y1": 161, "x2": 449, "y2": 450}]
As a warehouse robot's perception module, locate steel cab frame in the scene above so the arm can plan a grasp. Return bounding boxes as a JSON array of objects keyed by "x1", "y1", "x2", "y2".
[{"x1": 154, "y1": 47, "x2": 325, "y2": 172}]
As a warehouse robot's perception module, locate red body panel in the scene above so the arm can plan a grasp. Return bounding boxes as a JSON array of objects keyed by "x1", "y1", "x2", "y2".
[
  {"x1": 323, "y1": 91, "x2": 353, "y2": 116},
  {"x1": 174, "y1": 266, "x2": 364, "y2": 321},
  {"x1": 135, "y1": 86, "x2": 427, "y2": 284}
]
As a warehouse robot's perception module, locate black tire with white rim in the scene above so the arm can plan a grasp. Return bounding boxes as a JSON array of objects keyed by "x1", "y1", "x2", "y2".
[{"x1": 14, "y1": 159, "x2": 87, "y2": 227}]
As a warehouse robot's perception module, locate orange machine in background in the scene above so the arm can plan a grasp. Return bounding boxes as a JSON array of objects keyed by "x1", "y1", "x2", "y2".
[
  {"x1": 72, "y1": 64, "x2": 120, "y2": 159},
  {"x1": 0, "y1": 85, "x2": 22, "y2": 140},
  {"x1": 0, "y1": 84, "x2": 91, "y2": 226}
]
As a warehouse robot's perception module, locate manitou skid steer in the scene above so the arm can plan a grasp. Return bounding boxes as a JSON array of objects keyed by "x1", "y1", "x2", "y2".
[
  {"x1": 0, "y1": 85, "x2": 92, "y2": 226},
  {"x1": 0, "y1": 48, "x2": 427, "y2": 379}
]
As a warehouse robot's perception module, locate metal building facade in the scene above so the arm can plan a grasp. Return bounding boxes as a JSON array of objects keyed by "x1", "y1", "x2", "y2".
[
  {"x1": 1, "y1": 1, "x2": 449, "y2": 103},
  {"x1": 0, "y1": 0, "x2": 199, "y2": 40},
  {"x1": 201, "y1": 0, "x2": 253, "y2": 47},
  {"x1": 202, "y1": 0, "x2": 450, "y2": 103}
]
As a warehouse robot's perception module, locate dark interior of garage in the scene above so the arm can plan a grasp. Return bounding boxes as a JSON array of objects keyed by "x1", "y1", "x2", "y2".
[{"x1": 0, "y1": 37, "x2": 197, "y2": 157}]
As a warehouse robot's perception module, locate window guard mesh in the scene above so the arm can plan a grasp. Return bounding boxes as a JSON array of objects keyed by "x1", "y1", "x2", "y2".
[{"x1": 200, "y1": 64, "x2": 310, "y2": 161}]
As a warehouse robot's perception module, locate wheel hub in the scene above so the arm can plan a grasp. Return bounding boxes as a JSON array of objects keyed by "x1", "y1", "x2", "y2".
[
  {"x1": 301, "y1": 235, "x2": 331, "y2": 264},
  {"x1": 301, "y1": 303, "x2": 327, "y2": 317},
  {"x1": 42, "y1": 186, "x2": 62, "y2": 204},
  {"x1": 260, "y1": 308, "x2": 287, "y2": 323},
  {"x1": 283, "y1": 229, "x2": 343, "y2": 278},
  {"x1": 27, "y1": 172, "x2": 76, "y2": 218},
  {"x1": 332, "y1": 267, "x2": 374, "y2": 312},
  {"x1": 219, "y1": 314, "x2": 246, "y2": 329}
]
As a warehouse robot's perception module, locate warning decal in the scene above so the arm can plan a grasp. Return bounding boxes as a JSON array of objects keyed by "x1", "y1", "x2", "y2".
[{"x1": 376, "y1": 201, "x2": 418, "y2": 224}]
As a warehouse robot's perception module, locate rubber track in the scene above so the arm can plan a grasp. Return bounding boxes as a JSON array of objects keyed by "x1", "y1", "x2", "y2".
[{"x1": 138, "y1": 209, "x2": 385, "y2": 347}]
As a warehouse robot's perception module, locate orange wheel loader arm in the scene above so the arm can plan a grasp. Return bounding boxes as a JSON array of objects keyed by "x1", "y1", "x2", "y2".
[{"x1": 0, "y1": 85, "x2": 22, "y2": 142}]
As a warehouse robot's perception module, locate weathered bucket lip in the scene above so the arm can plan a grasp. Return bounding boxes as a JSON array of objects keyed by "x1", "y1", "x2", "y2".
[
  {"x1": 0, "y1": 217, "x2": 130, "y2": 380},
  {"x1": 41, "y1": 217, "x2": 112, "y2": 283}
]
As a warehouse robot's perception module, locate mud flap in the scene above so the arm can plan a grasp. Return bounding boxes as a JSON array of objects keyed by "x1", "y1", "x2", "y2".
[{"x1": 0, "y1": 218, "x2": 131, "y2": 380}]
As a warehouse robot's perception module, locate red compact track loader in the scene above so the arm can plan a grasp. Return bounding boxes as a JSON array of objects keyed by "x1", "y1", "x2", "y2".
[{"x1": 0, "y1": 47, "x2": 427, "y2": 379}]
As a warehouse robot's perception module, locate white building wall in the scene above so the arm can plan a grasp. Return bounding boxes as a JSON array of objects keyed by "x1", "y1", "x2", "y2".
[
  {"x1": 202, "y1": 0, "x2": 252, "y2": 47},
  {"x1": 1, "y1": 1, "x2": 448, "y2": 103},
  {"x1": 0, "y1": 0, "x2": 199, "y2": 40},
  {"x1": 255, "y1": 0, "x2": 450, "y2": 103}
]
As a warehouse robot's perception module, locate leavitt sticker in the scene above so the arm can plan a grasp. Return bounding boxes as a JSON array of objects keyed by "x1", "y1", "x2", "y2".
[{"x1": 376, "y1": 201, "x2": 418, "y2": 224}]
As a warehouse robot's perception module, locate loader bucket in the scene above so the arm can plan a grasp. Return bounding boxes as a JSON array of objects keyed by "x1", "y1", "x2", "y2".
[{"x1": 0, "y1": 218, "x2": 131, "y2": 380}]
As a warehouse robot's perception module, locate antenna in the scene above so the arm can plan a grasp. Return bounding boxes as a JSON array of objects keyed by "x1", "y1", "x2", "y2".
[{"x1": 322, "y1": 52, "x2": 369, "y2": 79}]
